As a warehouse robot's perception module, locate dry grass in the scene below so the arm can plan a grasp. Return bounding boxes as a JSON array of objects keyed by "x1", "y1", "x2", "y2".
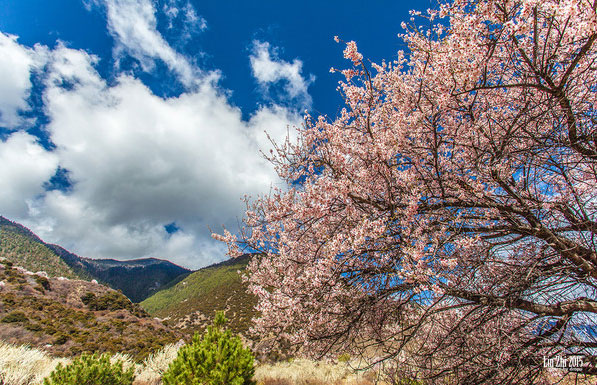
[
  {"x1": 255, "y1": 358, "x2": 378, "y2": 385},
  {"x1": 0, "y1": 341, "x2": 70, "y2": 385},
  {"x1": 0, "y1": 341, "x2": 172, "y2": 385},
  {"x1": 4, "y1": 340, "x2": 595, "y2": 385},
  {"x1": 133, "y1": 342, "x2": 183, "y2": 385},
  {"x1": 0, "y1": 341, "x2": 376, "y2": 385}
]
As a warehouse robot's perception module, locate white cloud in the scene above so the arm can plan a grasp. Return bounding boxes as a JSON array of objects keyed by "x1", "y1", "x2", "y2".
[
  {"x1": 163, "y1": 2, "x2": 180, "y2": 25},
  {"x1": 182, "y1": 3, "x2": 207, "y2": 31},
  {"x1": 248, "y1": 104, "x2": 300, "y2": 153},
  {"x1": 99, "y1": 0, "x2": 201, "y2": 87},
  {"x1": 163, "y1": 0, "x2": 207, "y2": 33},
  {"x1": 0, "y1": 4, "x2": 309, "y2": 270},
  {"x1": 0, "y1": 131, "x2": 59, "y2": 218},
  {"x1": 250, "y1": 41, "x2": 314, "y2": 108},
  {"x1": 1, "y1": 39, "x2": 301, "y2": 269},
  {"x1": 0, "y1": 33, "x2": 46, "y2": 129}
]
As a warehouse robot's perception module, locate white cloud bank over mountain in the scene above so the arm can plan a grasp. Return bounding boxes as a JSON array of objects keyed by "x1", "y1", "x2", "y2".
[{"x1": 0, "y1": 0, "x2": 310, "y2": 269}]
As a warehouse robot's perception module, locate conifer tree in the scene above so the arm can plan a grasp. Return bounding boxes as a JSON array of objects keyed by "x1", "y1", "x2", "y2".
[
  {"x1": 43, "y1": 353, "x2": 134, "y2": 385},
  {"x1": 162, "y1": 311, "x2": 255, "y2": 385}
]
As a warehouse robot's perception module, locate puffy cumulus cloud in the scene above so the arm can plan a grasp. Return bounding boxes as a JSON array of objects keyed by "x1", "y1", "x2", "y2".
[
  {"x1": 250, "y1": 41, "x2": 314, "y2": 108},
  {"x1": 0, "y1": 131, "x2": 59, "y2": 218},
  {"x1": 98, "y1": 0, "x2": 201, "y2": 87},
  {"x1": 0, "y1": 3, "x2": 308, "y2": 269},
  {"x1": 0, "y1": 33, "x2": 47, "y2": 129},
  {"x1": 10, "y1": 43, "x2": 301, "y2": 269}
]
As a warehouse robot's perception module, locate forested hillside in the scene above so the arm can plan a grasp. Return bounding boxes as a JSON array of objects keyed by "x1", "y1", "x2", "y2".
[{"x1": 0, "y1": 217, "x2": 79, "y2": 279}]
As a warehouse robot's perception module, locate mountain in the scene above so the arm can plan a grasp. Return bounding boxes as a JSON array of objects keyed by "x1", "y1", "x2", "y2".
[
  {"x1": 140, "y1": 254, "x2": 258, "y2": 337},
  {"x1": 45, "y1": 242, "x2": 192, "y2": 302},
  {"x1": 68, "y1": 256, "x2": 192, "y2": 303},
  {"x1": 0, "y1": 217, "x2": 80, "y2": 279},
  {"x1": 0, "y1": 258, "x2": 181, "y2": 360},
  {"x1": 0, "y1": 216, "x2": 191, "y2": 302}
]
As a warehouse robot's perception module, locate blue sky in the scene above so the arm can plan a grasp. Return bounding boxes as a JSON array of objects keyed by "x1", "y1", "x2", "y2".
[{"x1": 0, "y1": 0, "x2": 430, "y2": 269}]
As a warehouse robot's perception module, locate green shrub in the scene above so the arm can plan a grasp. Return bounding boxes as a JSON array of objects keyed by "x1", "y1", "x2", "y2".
[
  {"x1": 162, "y1": 311, "x2": 255, "y2": 385},
  {"x1": 43, "y1": 353, "x2": 134, "y2": 385},
  {"x1": 1, "y1": 294, "x2": 16, "y2": 306},
  {"x1": 80, "y1": 292, "x2": 96, "y2": 306},
  {"x1": 337, "y1": 353, "x2": 351, "y2": 363},
  {"x1": 24, "y1": 321, "x2": 43, "y2": 331},
  {"x1": 53, "y1": 333, "x2": 69, "y2": 345},
  {"x1": 35, "y1": 275, "x2": 51, "y2": 290},
  {"x1": 1, "y1": 311, "x2": 28, "y2": 323},
  {"x1": 81, "y1": 291, "x2": 148, "y2": 316}
]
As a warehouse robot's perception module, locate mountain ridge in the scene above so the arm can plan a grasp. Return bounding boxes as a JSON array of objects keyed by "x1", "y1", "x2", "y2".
[{"x1": 0, "y1": 216, "x2": 191, "y2": 302}]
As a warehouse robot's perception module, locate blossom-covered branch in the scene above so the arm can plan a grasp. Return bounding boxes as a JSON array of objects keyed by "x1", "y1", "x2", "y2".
[{"x1": 216, "y1": 0, "x2": 597, "y2": 382}]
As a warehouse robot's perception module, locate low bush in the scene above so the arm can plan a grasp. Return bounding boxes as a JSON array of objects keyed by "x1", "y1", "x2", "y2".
[
  {"x1": 34, "y1": 276, "x2": 51, "y2": 291},
  {"x1": 80, "y1": 291, "x2": 148, "y2": 317},
  {"x1": 1, "y1": 311, "x2": 28, "y2": 323},
  {"x1": 43, "y1": 353, "x2": 134, "y2": 385},
  {"x1": 23, "y1": 322, "x2": 43, "y2": 332},
  {"x1": 53, "y1": 333, "x2": 69, "y2": 345}
]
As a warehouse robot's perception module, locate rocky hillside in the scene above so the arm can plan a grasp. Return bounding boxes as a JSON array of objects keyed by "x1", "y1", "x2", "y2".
[
  {"x1": 0, "y1": 258, "x2": 182, "y2": 361},
  {"x1": 140, "y1": 254, "x2": 258, "y2": 337},
  {"x1": 0, "y1": 216, "x2": 191, "y2": 302}
]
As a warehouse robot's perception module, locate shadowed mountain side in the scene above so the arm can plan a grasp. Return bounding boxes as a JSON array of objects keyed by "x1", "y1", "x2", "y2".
[
  {"x1": 140, "y1": 254, "x2": 258, "y2": 337},
  {"x1": 46, "y1": 244, "x2": 192, "y2": 302},
  {"x1": 75, "y1": 257, "x2": 192, "y2": 303}
]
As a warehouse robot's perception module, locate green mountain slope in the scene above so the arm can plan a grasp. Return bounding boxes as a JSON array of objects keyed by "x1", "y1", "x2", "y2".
[
  {"x1": 0, "y1": 218, "x2": 79, "y2": 279},
  {"x1": 140, "y1": 255, "x2": 258, "y2": 336}
]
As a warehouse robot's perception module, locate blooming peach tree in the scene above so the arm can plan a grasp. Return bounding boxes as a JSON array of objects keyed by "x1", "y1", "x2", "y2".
[{"x1": 215, "y1": 0, "x2": 597, "y2": 382}]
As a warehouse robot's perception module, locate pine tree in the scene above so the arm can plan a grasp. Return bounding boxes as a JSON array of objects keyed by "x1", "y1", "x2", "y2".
[
  {"x1": 43, "y1": 353, "x2": 134, "y2": 385},
  {"x1": 162, "y1": 311, "x2": 255, "y2": 385}
]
